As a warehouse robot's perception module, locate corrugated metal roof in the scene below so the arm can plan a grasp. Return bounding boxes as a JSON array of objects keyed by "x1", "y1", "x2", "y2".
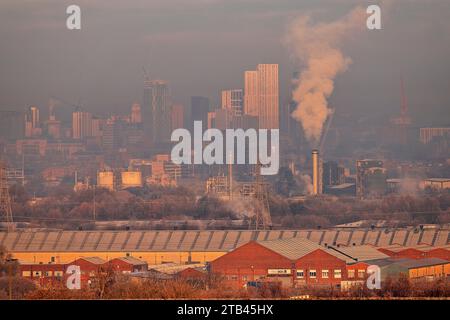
[
  {"x1": 113, "y1": 256, "x2": 147, "y2": 266},
  {"x1": 0, "y1": 228, "x2": 448, "y2": 253},
  {"x1": 79, "y1": 257, "x2": 106, "y2": 265},
  {"x1": 328, "y1": 245, "x2": 389, "y2": 262},
  {"x1": 257, "y1": 237, "x2": 323, "y2": 260},
  {"x1": 393, "y1": 257, "x2": 449, "y2": 269}
]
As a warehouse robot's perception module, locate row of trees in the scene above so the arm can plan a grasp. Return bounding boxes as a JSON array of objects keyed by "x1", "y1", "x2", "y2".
[
  {"x1": 271, "y1": 193, "x2": 450, "y2": 228},
  {"x1": 6, "y1": 176, "x2": 450, "y2": 229}
]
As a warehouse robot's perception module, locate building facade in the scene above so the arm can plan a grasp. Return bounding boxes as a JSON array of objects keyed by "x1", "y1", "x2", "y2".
[{"x1": 244, "y1": 64, "x2": 279, "y2": 129}]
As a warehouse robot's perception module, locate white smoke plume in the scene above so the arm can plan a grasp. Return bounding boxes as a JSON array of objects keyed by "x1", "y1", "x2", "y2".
[
  {"x1": 284, "y1": 7, "x2": 366, "y2": 146},
  {"x1": 298, "y1": 174, "x2": 313, "y2": 195},
  {"x1": 225, "y1": 197, "x2": 257, "y2": 219}
]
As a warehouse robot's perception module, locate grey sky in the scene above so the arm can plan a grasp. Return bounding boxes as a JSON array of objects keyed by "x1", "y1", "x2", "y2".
[{"x1": 0, "y1": 0, "x2": 449, "y2": 125}]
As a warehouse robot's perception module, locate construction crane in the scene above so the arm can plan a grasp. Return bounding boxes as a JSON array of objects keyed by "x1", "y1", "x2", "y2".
[
  {"x1": 142, "y1": 66, "x2": 150, "y2": 82},
  {"x1": 50, "y1": 96, "x2": 83, "y2": 112}
]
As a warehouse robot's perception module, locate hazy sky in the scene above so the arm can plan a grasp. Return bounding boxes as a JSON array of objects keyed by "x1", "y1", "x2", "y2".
[{"x1": 0, "y1": 0, "x2": 449, "y2": 125}]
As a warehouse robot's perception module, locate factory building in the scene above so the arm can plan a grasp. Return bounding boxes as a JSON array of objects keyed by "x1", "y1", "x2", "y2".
[
  {"x1": 2, "y1": 229, "x2": 448, "y2": 266},
  {"x1": 322, "y1": 161, "x2": 346, "y2": 188},
  {"x1": 368, "y1": 258, "x2": 450, "y2": 282},
  {"x1": 356, "y1": 159, "x2": 387, "y2": 198},
  {"x1": 108, "y1": 256, "x2": 148, "y2": 273},
  {"x1": 209, "y1": 237, "x2": 389, "y2": 288},
  {"x1": 422, "y1": 178, "x2": 450, "y2": 191},
  {"x1": 19, "y1": 256, "x2": 148, "y2": 287},
  {"x1": 378, "y1": 246, "x2": 450, "y2": 261}
]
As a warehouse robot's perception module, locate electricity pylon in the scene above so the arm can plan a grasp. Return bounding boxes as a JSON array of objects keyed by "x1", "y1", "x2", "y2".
[{"x1": 0, "y1": 161, "x2": 14, "y2": 232}]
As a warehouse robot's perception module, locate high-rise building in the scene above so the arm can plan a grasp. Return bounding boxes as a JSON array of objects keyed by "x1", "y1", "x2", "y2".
[
  {"x1": 420, "y1": 127, "x2": 450, "y2": 144},
  {"x1": 102, "y1": 118, "x2": 118, "y2": 152},
  {"x1": 143, "y1": 80, "x2": 171, "y2": 145},
  {"x1": 190, "y1": 96, "x2": 209, "y2": 131},
  {"x1": 131, "y1": 103, "x2": 142, "y2": 124},
  {"x1": 45, "y1": 116, "x2": 61, "y2": 140},
  {"x1": 72, "y1": 111, "x2": 93, "y2": 140},
  {"x1": 25, "y1": 106, "x2": 42, "y2": 137},
  {"x1": 244, "y1": 64, "x2": 279, "y2": 129},
  {"x1": 171, "y1": 104, "x2": 184, "y2": 131},
  {"x1": 221, "y1": 89, "x2": 243, "y2": 116},
  {"x1": 30, "y1": 106, "x2": 40, "y2": 129},
  {"x1": 244, "y1": 71, "x2": 259, "y2": 117},
  {"x1": 257, "y1": 64, "x2": 279, "y2": 129}
]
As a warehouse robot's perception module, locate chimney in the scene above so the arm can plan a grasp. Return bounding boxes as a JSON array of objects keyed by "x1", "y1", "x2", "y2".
[{"x1": 312, "y1": 149, "x2": 322, "y2": 195}]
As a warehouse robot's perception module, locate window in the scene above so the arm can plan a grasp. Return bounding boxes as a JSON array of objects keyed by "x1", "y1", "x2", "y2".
[
  {"x1": 296, "y1": 270, "x2": 304, "y2": 278},
  {"x1": 34, "y1": 271, "x2": 42, "y2": 277},
  {"x1": 242, "y1": 275, "x2": 248, "y2": 281},
  {"x1": 348, "y1": 270, "x2": 355, "y2": 278},
  {"x1": 334, "y1": 269, "x2": 342, "y2": 279},
  {"x1": 22, "y1": 271, "x2": 31, "y2": 277},
  {"x1": 54, "y1": 271, "x2": 63, "y2": 278},
  {"x1": 358, "y1": 269, "x2": 365, "y2": 278},
  {"x1": 230, "y1": 275, "x2": 238, "y2": 281},
  {"x1": 322, "y1": 269, "x2": 329, "y2": 278},
  {"x1": 44, "y1": 271, "x2": 52, "y2": 277},
  {"x1": 50, "y1": 257, "x2": 55, "y2": 263},
  {"x1": 309, "y1": 270, "x2": 316, "y2": 278}
]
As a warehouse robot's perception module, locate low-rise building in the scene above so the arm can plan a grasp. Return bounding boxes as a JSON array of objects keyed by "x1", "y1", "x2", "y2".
[
  {"x1": 209, "y1": 238, "x2": 389, "y2": 289},
  {"x1": 108, "y1": 256, "x2": 148, "y2": 273}
]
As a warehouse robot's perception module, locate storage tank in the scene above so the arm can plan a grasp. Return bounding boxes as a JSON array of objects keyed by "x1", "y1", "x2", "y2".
[
  {"x1": 121, "y1": 171, "x2": 142, "y2": 188},
  {"x1": 97, "y1": 171, "x2": 114, "y2": 191}
]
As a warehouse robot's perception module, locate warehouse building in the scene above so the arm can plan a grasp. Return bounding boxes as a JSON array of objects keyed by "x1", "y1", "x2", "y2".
[
  {"x1": 378, "y1": 245, "x2": 450, "y2": 260},
  {"x1": 209, "y1": 237, "x2": 389, "y2": 288},
  {"x1": 1, "y1": 228, "x2": 448, "y2": 266},
  {"x1": 368, "y1": 258, "x2": 450, "y2": 281},
  {"x1": 19, "y1": 256, "x2": 148, "y2": 287}
]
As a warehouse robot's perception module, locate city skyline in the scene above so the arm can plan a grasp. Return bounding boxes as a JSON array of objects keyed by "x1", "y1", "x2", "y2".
[{"x1": 0, "y1": 1, "x2": 449, "y2": 127}]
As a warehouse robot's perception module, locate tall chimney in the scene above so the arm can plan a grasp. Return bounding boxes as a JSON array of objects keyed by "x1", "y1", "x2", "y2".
[{"x1": 312, "y1": 149, "x2": 322, "y2": 195}]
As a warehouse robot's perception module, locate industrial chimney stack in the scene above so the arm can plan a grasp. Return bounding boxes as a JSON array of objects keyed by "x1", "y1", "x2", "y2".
[{"x1": 312, "y1": 149, "x2": 322, "y2": 195}]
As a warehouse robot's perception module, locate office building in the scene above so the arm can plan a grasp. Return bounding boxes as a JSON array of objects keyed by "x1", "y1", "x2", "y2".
[
  {"x1": 190, "y1": 96, "x2": 209, "y2": 131},
  {"x1": 72, "y1": 111, "x2": 93, "y2": 140},
  {"x1": 143, "y1": 80, "x2": 171, "y2": 145},
  {"x1": 171, "y1": 104, "x2": 184, "y2": 130},
  {"x1": 420, "y1": 127, "x2": 450, "y2": 144},
  {"x1": 221, "y1": 89, "x2": 243, "y2": 116},
  {"x1": 131, "y1": 103, "x2": 142, "y2": 124},
  {"x1": 244, "y1": 64, "x2": 279, "y2": 129}
]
